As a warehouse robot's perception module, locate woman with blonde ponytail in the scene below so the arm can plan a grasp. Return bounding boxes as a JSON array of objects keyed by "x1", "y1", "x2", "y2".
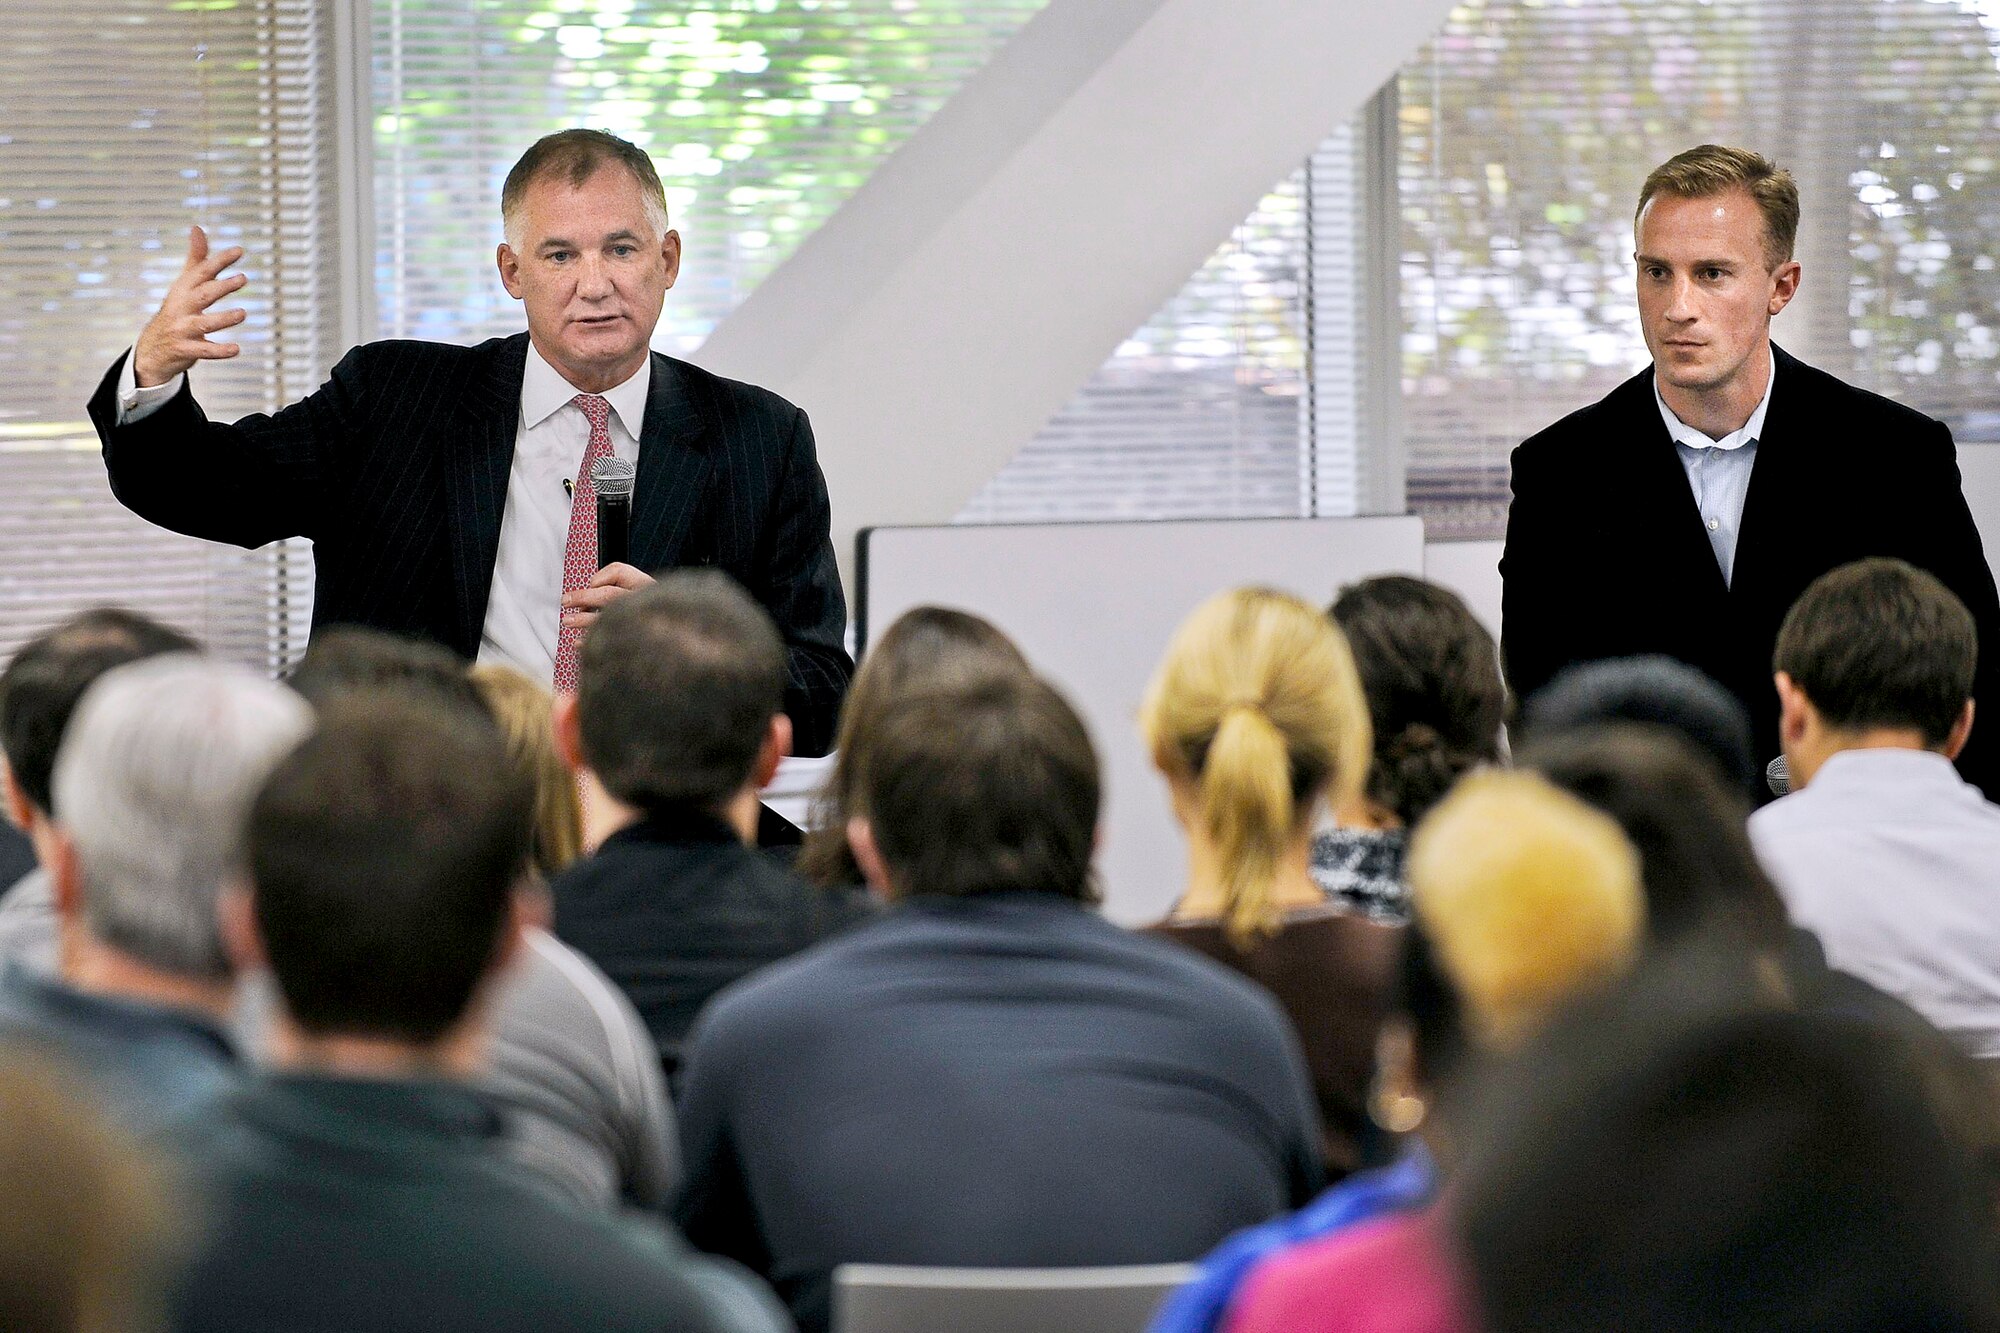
[{"x1": 1141, "y1": 587, "x2": 1400, "y2": 1180}]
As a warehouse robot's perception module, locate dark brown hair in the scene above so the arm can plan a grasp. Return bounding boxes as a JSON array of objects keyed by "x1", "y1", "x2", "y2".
[
  {"x1": 1519, "y1": 724, "x2": 1790, "y2": 953},
  {"x1": 1773, "y1": 558, "x2": 1976, "y2": 748},
  {"x1": 578, "y1": 570, "x2": 785, "y2": 814},
  {"x1": 1330, "y1": 575, "x2": 1504, "y2": 827},
  {"x1": 248, "y1": 694, "x2": 533, "y2": 1044},
  {"x1": 860, "y1": 673, "x2": 1098, "y2": 903},
  {"x1": 798, "y1": 607, "x2": 1029, "y2": 887}
]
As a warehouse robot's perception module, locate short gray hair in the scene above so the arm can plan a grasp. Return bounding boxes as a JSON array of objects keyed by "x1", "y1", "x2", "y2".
[{"x1": 52, "y1": 656, "x2": 314, "y2": 981}]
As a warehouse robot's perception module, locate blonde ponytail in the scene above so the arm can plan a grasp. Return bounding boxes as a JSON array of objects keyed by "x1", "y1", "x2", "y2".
[
  {"x1": 1201, "y1": 703, "x2": 1297, "y2": 944},
  {"x1": 1141, "y1": 587, "x2": 1374, "y2": 948}
]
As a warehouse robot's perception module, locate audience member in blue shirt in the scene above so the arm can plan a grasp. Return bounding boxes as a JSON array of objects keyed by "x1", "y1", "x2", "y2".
[{"x1": 675, "y1": 672, "x2": 1324, "y2": 1333}]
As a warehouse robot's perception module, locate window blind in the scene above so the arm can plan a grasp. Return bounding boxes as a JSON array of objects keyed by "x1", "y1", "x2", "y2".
[
  {"x1": 0, "y1": 0, "x2": 335, "y2": 671},
  {"x1": 372, "y1": 0, "x2": 1049, "y2": 355},
  {"x1": 1398, "y1": 0, "x2": 2000, "y2": 539},
  {"x1": 962, "y1": 111, "x2": 1391, "y2": 525}
]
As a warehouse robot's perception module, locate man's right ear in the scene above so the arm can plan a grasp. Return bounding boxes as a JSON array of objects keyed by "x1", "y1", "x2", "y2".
[
  {"x1": 551, "y1": 691, "x2": 585, "y2": 774},
  {"x1": 496, "y1": 242, "x2": 524, "y2": 299},
  {"x1": 1775, "y1": 671, "x2": 1811, "y2": 744}
]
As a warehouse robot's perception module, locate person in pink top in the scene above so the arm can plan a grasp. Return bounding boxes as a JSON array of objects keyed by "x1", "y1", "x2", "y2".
[{"x1": 1225, "y1": 770, "x2": 1646, "y2": 1333}]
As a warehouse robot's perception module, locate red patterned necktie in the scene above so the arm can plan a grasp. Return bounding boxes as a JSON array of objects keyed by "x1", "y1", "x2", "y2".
[{"x1": 553, "y1": 392, "x2": 615, "y2": 694}]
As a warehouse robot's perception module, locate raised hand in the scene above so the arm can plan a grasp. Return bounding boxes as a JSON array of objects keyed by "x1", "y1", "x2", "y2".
[{"x1": 132, "y1": 226, "x2": 249, "y2": 387}]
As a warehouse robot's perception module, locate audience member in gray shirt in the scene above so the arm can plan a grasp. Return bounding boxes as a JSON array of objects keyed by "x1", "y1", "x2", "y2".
[{"x1": 1752, "y1": 559, "x2": 2000, "y2": 1057}]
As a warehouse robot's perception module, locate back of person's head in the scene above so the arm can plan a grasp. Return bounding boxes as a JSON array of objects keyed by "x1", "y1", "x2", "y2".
[
  {"x1": 1330, "y1": 575, "x2": 1504, "y2": 827},
  {"x1": 284, "y1": 626, "x2": 491, "y2": 722},
  {"x1": 801, "y1": 606, "x2": 1029, "y2": 887},
  {"x1": 247, "y1": 694, "x2": 533, "y2": 1044},
  {"x1": 1523, "y1": 655, "x2": 1761, "y2": 802},
  {"x1": 576, "y1": 570, "x2": 784, "y2": 813},
  {"x1": 1519, "y1": 725, "x2": 1791, "y2": 953},
  {"x1": 52, "y1": 657, "x2": 312, "y2": 982},
  {"x1": 0, "y1": 609, "x2": 199, "y2": 818},
  {"x1": 0, "y1": 1046, "x2": 171, "y2": 1333},
  {"x1": 1458, "y1": 973, "x2": 2000, "y2": 1333},
  {"x1": 1407, "y1": 769, "x2": 1645, "y2": 1049},
  {"x1": 471, "y1": 664, "x2": 581, "y2": 879},
  {"x1": 1140, "y1": 587, "x2": 1372, "y2": 942},
  {"x1": 1774, "y1": 557, "x2": 1977, "y2": 747},
  {"x1": 859, "y1": 672, "x2": 1098, "y2": 903}
]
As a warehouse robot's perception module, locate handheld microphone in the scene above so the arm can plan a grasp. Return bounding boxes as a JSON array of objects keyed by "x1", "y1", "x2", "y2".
[
  {"x1": 1765, "y1": 754, "x2": 1790, "y2": 798},
  {"x1": 591, "y1": 456, "x2": 636, "y2": 570}
]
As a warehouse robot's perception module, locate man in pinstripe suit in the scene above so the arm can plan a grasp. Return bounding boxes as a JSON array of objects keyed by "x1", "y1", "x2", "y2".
[{"x1": 88, "y1": 129, "x2": 851, "y2": 755}]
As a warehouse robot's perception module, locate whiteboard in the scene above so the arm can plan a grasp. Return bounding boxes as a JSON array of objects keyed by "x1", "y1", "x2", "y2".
[{"x1": 857, "y1": 516, "x2": 1426, "y2": 924}]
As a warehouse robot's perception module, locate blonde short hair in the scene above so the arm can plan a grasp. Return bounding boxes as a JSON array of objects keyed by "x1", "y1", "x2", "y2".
[
  {"x1": 1140, "y1": 587, "x2": 1373, "y2": 945},
  {"x1": 1637, "y1": 144, "x2": 1799, "y2": 269},
  {"x1": 470, "y1": 664, "x2": 582, "y2": 879},
  {"x1": 1408, "y1": 769, "x2": 1645, "y2": 1048}
]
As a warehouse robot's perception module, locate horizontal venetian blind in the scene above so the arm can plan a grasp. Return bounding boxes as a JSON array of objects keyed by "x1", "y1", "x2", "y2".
[
  {"x1": 0, "y1": 0, "x2": 334, "y2": 671},
  {"x1": 1399, "y1": 0, "x2": 2000, "y2": 539},
  {"x1": 959, "y1": 112, "x2": 1390, "y2": 525},
  {"x1": 372, "y1": 0, "x2": 1049, "y2": 356}
]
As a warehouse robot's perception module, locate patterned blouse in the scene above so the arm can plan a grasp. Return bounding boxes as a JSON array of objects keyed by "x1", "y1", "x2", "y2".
[{"x1": 1308, "y1": 826, "x2": 1410, "y2": 924}]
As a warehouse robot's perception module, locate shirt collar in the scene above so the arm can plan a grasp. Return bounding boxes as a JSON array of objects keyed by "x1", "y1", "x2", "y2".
[
  {"x1": 1654, "y1": 355, "x2": 1775, "y2": 453},
  {"x1": 520, "y1": 340, "x2": 651, "y2": 440}
]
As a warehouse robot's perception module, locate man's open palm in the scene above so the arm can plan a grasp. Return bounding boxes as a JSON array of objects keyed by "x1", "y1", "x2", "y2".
[{"x1": 133, "y1": 225, "x2": 248, "y2": 387}]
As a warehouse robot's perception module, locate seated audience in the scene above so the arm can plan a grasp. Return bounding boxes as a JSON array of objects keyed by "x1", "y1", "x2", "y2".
[
  {"x1": 0, "y1": 609, "x2": 199, "y2": 972},
  {"x1": 171, "y1": 697, "x2": 787, "y2": 1333},
  {"x1": 674, "y1": 672, "x2": 1324, "y2": 1333},
  {"x1": 1312, "y1": 577, "x2": 1506, "y2": 921},
  {"x1": 0, "y1": 1044, "x2": 174, "y2": 1333},
  {"x1": 1139, "y1": 587, "x2": 1398, "y2": 1178},
  {"x1": 1748, "y1": 558, "x2": 2000, "y2": 1056},
  {"x1": 1456, "y1": 966, "x2": 2000, "y2": 1333},
  {"x1": 0, "y1": 656, "x2": 309, "y2": 1136},
  {"x1": 1520, "y1": 654, "x2": 1763, "y2": 802},
  {"x1": 1200, "y1": 771, "x2": 1644, "y2": 1333},
  {"x1": 797, "y1": 605, "x2": 1030, "y2": 890},
  {"x1": 551, "y1": 571, "x2": 874, "y2": 1084},
  {"x1": 271, "y1": 632, "x2": 679, "y2": 1213}
]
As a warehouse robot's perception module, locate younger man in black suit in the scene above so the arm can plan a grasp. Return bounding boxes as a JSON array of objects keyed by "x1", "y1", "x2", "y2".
[{"x1": 1501, "y1": 144, "x2": 2000, "y2": 795}]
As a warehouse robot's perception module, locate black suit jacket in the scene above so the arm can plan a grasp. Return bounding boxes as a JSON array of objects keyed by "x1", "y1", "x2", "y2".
[
  {"x1": 1501, "y1": 344, "x2": 2000, "y2": 796},
  {"x1": 88, "y1": 335, "x2": 852, "y2": 754},
  {"x1": 550, "y1": 806, "x2": 877, "y2": 1089}
]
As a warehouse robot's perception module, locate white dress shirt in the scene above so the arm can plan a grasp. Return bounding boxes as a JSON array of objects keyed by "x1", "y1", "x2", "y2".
[
  {"x1": 1654, "y1": 358, "x2": 1773, "y2": 588},
  {"x1": 1749, "y1": 747, "x2": 2000, "y2": 1057},
  {"x1": 117, "y1": 342, "x2": 645, "y2": 685},
  {"x1": 476, "y1": 345, "x2": 645, "y2": 681}
]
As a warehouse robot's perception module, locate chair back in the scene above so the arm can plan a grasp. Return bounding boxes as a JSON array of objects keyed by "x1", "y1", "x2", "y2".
[{"x1": 833, "y1": 1262, "x2": 1196, "y2": 1333}]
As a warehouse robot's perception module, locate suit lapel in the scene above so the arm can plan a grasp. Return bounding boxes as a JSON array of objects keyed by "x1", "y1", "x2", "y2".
[
  {"x1": 1613, "y1": 368, "x2": 1730, "y2": 607},
  {"x1": 1727, "y1": 343, "x2": 1798, "y2": 605},
  {"x1": 629, "y1": 353, "x2": 714, "y2": 574},
  {"x1": 442, "y1": 335, "x2": 526, "y2": 655}
]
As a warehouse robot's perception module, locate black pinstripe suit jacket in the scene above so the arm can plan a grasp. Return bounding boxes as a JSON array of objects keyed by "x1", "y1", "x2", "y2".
[{"x1": 88, "y1": 334, "x2": 852, "y2": 755}]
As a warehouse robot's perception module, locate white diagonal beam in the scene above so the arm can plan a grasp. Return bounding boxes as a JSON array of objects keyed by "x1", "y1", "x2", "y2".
[{"x1": 696, "y1": 0, "x2": 1457, "y2": 585}]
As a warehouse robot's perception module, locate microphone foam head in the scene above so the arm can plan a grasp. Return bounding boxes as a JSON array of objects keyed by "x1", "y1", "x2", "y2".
[{"x1": 590, "y1": 455, "x2": 637, "y2": 499}]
